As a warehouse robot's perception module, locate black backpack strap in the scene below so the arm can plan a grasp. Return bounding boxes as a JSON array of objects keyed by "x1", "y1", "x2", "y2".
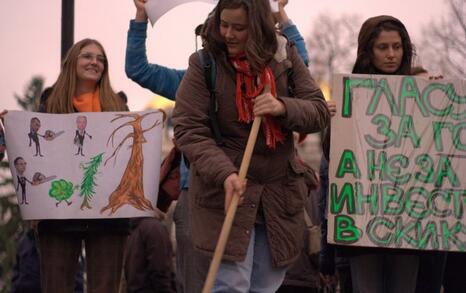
[
  {"x1": 197, "y1": 49, "x2": 223, "y2": 146},
  {"x1": 287, "y1": 67, "x2": 295, "y2": 97},
  {"x1": 286, "y1": 42, "x2": 296, "y2": 97}
]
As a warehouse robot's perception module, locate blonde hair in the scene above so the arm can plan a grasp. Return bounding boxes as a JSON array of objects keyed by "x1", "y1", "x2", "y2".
[{"x1": 46, "y1": 38, "x2": 127, "y2": 113}]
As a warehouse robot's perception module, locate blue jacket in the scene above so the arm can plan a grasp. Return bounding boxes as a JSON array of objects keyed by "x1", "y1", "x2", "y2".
[{"x1": 125, "y1": 19, "x2": 310, "y2": 189}]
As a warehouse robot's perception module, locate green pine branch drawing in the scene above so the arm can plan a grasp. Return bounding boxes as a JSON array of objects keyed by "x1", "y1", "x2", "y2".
[{"x1": 79, "y1": 153, "x2": 104, "y2": 210}]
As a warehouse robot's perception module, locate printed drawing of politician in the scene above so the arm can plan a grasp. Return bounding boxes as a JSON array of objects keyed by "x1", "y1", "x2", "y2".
[
  {"x1": 14, "y1": 157, "x2": 33, "y2": 205},
  {"x1": 74, "y1": 115, "x2": 92, "y2": 156},
  {"x1": 28, "y1": 117, "x2": 45, "y2": 157}
]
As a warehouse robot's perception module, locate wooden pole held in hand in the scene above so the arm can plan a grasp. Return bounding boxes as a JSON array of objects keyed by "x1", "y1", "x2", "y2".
[{"x1": 201, "y1": 85, "x2": 270, "y2": 293}]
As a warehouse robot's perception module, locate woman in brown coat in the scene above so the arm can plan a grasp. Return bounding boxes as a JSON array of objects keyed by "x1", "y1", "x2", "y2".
[{"x1": 172, "y1": 0, "x2": 329, "y2": 291}]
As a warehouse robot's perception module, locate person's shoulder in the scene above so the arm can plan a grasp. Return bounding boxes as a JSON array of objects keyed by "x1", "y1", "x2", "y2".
[
  {"x1": 40, "y1": 87, "x2": 53, "y2": 104},
  {"x1": 188, "y1": 50, "x2": 203, "y2": 65},
  {"x1": 38, "y1": 87, "x2": 54, "y2": 112}
]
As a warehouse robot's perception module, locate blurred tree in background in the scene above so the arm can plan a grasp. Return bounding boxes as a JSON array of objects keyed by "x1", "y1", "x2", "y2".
[
  {"x1": 0, "y1": 76, "x2": 43, "y2": 292},
  {"x1": 306, "y1": 13, "x2": 361, "y2": 84},
  {"x1": 419, "y1": 0, "x2": 465, "y2": 78}
]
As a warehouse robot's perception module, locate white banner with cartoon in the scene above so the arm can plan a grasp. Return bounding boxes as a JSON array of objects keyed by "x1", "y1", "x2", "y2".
[{"x1": 3, "y1": 110, "x2": 164, "y2": 220}]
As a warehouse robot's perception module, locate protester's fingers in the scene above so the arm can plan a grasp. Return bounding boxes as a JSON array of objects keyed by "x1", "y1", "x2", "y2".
[
  {"x1": 224, "y1": 184, "x2": 233, "y2": 213},
  {"x1": 134, "y1": 0, "x2": 148, "y2": 21},
  {"x1": 278, "y1": 0, "x2": 289, "y2": 7},
  {"x1": 153, "y1": 208, "x2": 165, "y2": 220},
  {"x1": 224, "y1": 173, "x2": 239, "y2": 212},
  {"x1": 254, "y1": 94, "x2": 284, "y2": 117},
  {"x1": 0, "y1": 110, "x2": 8, "y2": 125},
  {"x1": 319, "y1": 273, "x2": 333, "y2": 286},
  {"x1": 29, "y1": 220, "x2": 40, "y2": 233},
  {"x1": 428, "y1": 75, "x2": 443, "y2": 80},
  {"x1": 134, "y1": 0, "x2": 146, "y2": 9},
  {"x1": 241, "y1": 178, "x2": 247, "y2": 194},
  {"x1": 326, "y1": 100, "x2": 337, "y2": 117}
]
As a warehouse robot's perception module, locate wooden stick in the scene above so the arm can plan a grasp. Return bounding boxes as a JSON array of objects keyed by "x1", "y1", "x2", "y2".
[{"x1": 202, "y1": 84, "x2": 270, "y2": 293}]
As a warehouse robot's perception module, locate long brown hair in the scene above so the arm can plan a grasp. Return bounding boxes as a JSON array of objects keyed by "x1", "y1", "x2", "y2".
[
  {"x1": 46, "y1": 38, "x2": 127, "y2": 113},
  {"x1": 203, "y1": 0, "x2": 278, "y2": 73},
  {"x1": 352, "y1": 15, "x2": 414, "y2": 75}
]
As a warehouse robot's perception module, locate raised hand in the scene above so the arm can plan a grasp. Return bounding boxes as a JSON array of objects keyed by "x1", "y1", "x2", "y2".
[{"x1": 134, "y1": 0, "x2": 148, "y2": 22}]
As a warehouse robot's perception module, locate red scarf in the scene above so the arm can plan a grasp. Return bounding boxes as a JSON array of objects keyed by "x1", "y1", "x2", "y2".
[{"x1": 230, "y1": 55, "x2": 285, "y2": 149}]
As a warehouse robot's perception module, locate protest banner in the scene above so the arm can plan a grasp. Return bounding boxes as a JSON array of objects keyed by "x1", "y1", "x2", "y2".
[
  {"x1": 328, "y1": 74, "x2": 466, "y2": 252},
  {"x1": 3, "y1": 110, "x2": 164, "y2": 220}
]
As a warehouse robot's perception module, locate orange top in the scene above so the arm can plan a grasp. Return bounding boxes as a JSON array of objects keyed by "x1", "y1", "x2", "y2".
[{"x1": 73, "y1": 88, "x2": 101, "y2": 112}]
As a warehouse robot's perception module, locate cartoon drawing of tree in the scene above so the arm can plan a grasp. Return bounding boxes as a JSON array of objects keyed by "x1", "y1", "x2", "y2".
[
  {"x1": 49, "y1": 179, "x2": 75, "y2": 206},
  {"x1": 100, "y1": 112, "x2": 161, "y2": 215},
  {"x1": 79, "y1": 153, "x2": 104, "y2": 210}
]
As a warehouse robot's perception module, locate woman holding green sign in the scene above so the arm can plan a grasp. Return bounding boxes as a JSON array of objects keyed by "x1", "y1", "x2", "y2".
[{"x1": 347, "y1": 15, "x2": 420, "y2": 293}]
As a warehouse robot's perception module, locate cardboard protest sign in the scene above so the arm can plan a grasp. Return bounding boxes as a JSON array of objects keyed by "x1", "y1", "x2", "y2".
[
  {"x1": 3, "y1": 110, "x2": 164, "y2": 220},
  {"x1": 328, "y1": 74, "x2": 466, "y2": 252},
  {"x1": 145, "y1": 0, "x2": 217, "y2": 25}
]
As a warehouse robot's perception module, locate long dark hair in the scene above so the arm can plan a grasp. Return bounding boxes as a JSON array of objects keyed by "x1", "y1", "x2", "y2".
[
  {"x1": 203, "y1": 0, "x2": 278, "y2": 73},
  {"x1": 352, "y1": 15, "x2": 414, "y2": 75}
]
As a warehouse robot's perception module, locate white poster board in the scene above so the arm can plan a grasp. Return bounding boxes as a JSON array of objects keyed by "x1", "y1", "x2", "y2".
[
  {"x1": 4, "y1": 110, "x2": 164, "y2": 220},
  {"x1": 145, "y1": 0, "x2": 217, "y2": 25},
  {"x1": 328, "y1": 74, "x2": 466, "y2": 252}
]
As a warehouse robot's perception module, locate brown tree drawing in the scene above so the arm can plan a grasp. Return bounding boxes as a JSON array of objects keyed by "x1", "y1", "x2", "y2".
[{"x1": 100, "y1": 112, "x2": 162, "y2": 215}]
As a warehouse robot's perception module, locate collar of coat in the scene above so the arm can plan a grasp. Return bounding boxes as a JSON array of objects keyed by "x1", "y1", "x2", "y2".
[{"x1": 218, "y1": 34, "x2": 292, "y2": 83}]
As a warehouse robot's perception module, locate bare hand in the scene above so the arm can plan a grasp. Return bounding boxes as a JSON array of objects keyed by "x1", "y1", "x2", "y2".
[
  {"x1": 0, "y1": 110, "x2": 7, "y2": 123},
  {"x1": 134, "y1": 0, "x2": 147, "y2": 21},
  {"x1": 152, "y1": 208, "x2": 165, "y2": 220},
  {"x1": 326, "y1": 100, "x2": 337, "y2": 117},
  {"x1": 319, "y1": 273, "x2": 335, "y2": 288},
  {"x1": 278, "y1": 0, "x2": 289, "y2": 7},
  {"x1": 429, "y1": 75, "x2": 443, "y2": 80},
  {"x1": 273, "y1": 0, "x2": 290, "y2": 26},
  {"x1": 253, "y1": 91, "x2": 285, "y2": 117},
  {"x1": 29, "y1": 220, "x2": 40, "y2": 233},
  {"x1": 223, "y1": 173, "x2": 246, "y2": 213}
]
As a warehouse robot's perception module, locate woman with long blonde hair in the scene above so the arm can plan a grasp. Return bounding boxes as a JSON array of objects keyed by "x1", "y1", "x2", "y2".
[{"x1": 37, "y1": 38, "x2": 128, "y2": 293}]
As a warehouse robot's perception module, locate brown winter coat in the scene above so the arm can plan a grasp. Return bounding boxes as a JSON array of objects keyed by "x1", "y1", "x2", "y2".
[{"x1": 172, "y1": 42, "x2": 329, "y2": 268}]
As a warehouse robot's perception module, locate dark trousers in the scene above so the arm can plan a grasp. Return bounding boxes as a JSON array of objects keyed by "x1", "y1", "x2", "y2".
[
  {"x1": 173, "y1": 189, "x2": 211, "y2": 293},
  {"x1": 443, "y1": 252, "x2": 466, "y2": 293},
  {"x1": 38, "y1": 230, "x2": 126, "y2": 293},
  {"x1": 415, "y1": 251, "x2": 447, "y2": 293},
  {"x1": 350, "y1": 253, "x2": 419, "y2": 293}
]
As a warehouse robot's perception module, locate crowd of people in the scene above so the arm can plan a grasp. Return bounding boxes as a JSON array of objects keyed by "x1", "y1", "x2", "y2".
[{"x1": 0, "y1": 0, "x2": 464, "y2": 292}]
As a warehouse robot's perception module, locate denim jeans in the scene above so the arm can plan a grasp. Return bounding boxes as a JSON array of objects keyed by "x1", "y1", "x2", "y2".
[{"x1": 213, "y1": 224, "x2": 288, "y2": 293}]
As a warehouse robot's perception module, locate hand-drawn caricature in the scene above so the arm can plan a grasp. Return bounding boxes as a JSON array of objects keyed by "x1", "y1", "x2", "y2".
[
  {"x1": 101, "y1": 112, "x2": 161, "y2": 215},
  {"x1": 49, "y1": 179, "x2": 76, "y2": 207},
  {"x1": 74, "y1": 116, "x2": 92, "y2": 156},
  {"x1": 14, "y1": 157, "x2": 33, "y2": 204},
  {"x1": 28, "y1": 117, "x2": 45, "y2": 157},
  {"x1": 32, "y1": 172, "x2": 57, "y2": 185},
  {"x1": 79, "y1": 153, "x2": 104, "y2": 210}
]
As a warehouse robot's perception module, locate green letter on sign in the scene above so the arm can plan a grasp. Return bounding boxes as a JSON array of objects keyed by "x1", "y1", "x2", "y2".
[
  {"x1": 334, "y1": 215, "x2": 362, "y2": 244},
  {"x1": 336, "y1": 150, "x2": 361, "y2": 179}
]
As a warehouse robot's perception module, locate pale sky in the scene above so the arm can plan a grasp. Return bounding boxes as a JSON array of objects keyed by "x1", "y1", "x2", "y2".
[{"x1": 0, "y1": 0, "x2": 447, "y2": 112}]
